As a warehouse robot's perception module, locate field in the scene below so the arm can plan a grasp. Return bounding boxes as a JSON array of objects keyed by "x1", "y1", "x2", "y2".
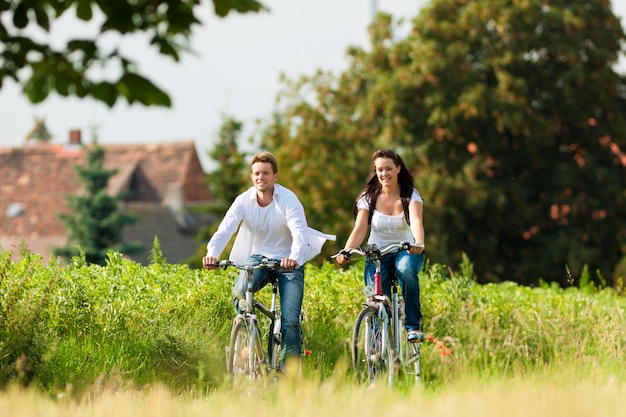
[{"x1": 1, "y1": 247, "x2": 625, "y2": 415}]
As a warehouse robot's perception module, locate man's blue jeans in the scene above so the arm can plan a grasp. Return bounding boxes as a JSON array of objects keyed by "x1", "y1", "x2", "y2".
[
  {"x1": 365, "y1": 251, "x2": 424, "y2": 331},
  {"x1": 232, "y1": 255, "x2": 304, "y2": 361}
]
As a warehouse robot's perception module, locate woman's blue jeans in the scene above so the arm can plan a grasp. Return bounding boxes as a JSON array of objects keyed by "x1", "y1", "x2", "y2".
[
  {"x1": 365, "y1": 251, "x2": 424, "y2": 331},
  {"x1": 232, "y1": 255, "x2": 304, "y2": 361}
]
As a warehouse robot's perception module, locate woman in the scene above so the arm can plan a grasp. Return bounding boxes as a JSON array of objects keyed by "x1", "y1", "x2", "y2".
[{"x1": 336, "y1": 149, "x2": 426, "y2": 342}]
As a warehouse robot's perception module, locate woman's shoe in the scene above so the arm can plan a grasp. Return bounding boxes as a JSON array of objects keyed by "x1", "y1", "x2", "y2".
[{"x1": 407, "y1": 329, "x2": 424, "y2": 343}]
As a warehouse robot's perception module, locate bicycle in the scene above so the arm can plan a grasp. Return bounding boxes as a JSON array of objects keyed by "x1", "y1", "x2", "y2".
[
  {"x1": 212, "y1": 258, "x2": 305, "y2": 382},
  {"x1": 333, "y1": 242, "x2": 423, "y2": 388}
]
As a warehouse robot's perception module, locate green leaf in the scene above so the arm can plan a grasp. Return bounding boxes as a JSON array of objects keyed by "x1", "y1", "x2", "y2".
[
  {"x1": 34, "y1": 8, "x2": 50, "y2": 31},
  {"x1": 24, "y1": 73, "x2": 50, "y2": 103},
  {"x1": 76, "y1": 0, "x2": 93, "y2": 21},
  {"x1": 55, "y1": 73, "x2": 70, "y2": 96},
  {"x1": 150, "y1": 36, "x2": 180, "y2": 61},
  {"x1": 118, "y1": 72, "x2": 171, "y2": 106},
  {"x1": 213, "y1": 0, "x2": 267, "y2": 17},
  {"x1": 13, "y1": 2, "x2": 28, "y2": 28},
  {"x1": 91, "y1": 82, "x2": 118, "y2": 107}
]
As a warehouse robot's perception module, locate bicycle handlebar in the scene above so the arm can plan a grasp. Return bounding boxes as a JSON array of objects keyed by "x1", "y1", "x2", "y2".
[
  {"x1": 331, "y1": 242, "x2": 424, "y2": 261},
  {"x1": 208, "y1": 258, "x2": 282, "y2": 271}
]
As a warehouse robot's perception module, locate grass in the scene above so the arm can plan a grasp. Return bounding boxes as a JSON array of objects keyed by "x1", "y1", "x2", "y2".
[
  {"x1": 0, "y1": 244, "x2": 625, "y2": 414},
  {"x1": 0, "y1": 371, "x2": 624, "y2": 417}
]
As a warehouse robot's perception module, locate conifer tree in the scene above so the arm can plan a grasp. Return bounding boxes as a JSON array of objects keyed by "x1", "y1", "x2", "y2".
[
  {"x1": 54, "y1": 144, "x2": 142, "y2": 265},
  {"x1": 207, "y1": 117, "x2": 249, "y2": 209},
  {"x1": 183, "y1": 116, "x2": 249, "y2": 268}
]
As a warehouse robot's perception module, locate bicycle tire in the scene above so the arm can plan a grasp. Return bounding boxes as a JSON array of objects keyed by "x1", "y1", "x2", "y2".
[
  {"x1": 227, "y1": 318, "x2": 265, "y2": 380},
  {"x1": 351, "y1": 305, "x2": 393, "y2": 386}
]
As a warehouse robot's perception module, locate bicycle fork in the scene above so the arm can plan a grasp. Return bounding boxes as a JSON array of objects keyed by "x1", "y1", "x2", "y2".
[
  {"x1": 364, "y1": 301, "x2": 390, "y2": 364},
  {"x1": 391, "y1": 286, "x2": 402, "y2": 359}
]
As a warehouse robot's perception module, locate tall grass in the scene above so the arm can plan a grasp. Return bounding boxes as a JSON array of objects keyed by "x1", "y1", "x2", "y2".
[
  {"x1": 0, "y1": 244, "x2": 625, "y2": 398},
  {"x1": 1, "y1": 374, "x2": 625, "y2": 417}
]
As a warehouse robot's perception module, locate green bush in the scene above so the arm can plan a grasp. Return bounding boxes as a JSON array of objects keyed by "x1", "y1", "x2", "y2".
[{"x1": 0, "y1": 244, "x2": 625, "y2": 396}]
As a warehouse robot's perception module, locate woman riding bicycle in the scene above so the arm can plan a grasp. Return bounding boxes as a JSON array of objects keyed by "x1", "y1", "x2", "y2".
[{"x1": 336, "y1": 149, "x2": 426, "y2": 343}]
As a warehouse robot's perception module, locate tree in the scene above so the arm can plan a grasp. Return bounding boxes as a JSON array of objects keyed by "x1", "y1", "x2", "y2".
[
  {"x1": 258, "y1": 1, "x2": 626, "y2": 286},
  {"x1": 401, "y1": 0, "x2": 626, "y2": 286},
  {"x1": 207, "y1": 116, "x2": 249, "y2": 208},
  {"x1": 54, "y1": 144, "x2": 142, "y2": 265},
  {"x1": 260, "y1": 13, "x2": 431, "y2": 263},
  {"x1": 0, "y1": 0, "x2": 266, "y2": 106},
  {"x1": 23, "y1": 116, "x2": 52, "y2": 143},
  {"x1": 184, "y1": 116, "x2": 249, "y2": 268}
]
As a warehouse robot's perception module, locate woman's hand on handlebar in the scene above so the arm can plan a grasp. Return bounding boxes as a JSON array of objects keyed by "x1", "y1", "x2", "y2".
[
  {"x1": 202, "y1": 255, "x2": 219, "y2": 270},
  {"x1": 335, "y1": 250, "x2": 353, "y2": 265},
  {"x1": 408, "y1": 244, "x2": 425, "y2": 255}
]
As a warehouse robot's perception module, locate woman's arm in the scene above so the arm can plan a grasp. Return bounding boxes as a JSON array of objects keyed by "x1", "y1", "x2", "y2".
[
  {"x1": 409, "y1": 200, "x2": 425, "y2": 254},
  {"x1": 336, "y1": 209, "x2": 370, "y2": 264}
]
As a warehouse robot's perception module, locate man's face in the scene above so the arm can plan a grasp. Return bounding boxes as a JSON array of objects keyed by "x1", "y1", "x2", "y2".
[{"x1": 250, "y1": 161, "x2": 277, "y2": 192}]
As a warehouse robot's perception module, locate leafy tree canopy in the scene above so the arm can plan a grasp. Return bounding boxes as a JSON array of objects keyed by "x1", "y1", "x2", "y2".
[
  {"x1": 0, "y1": 0, "x2": 266, "y2": 106},
  {"x1": 259, "y1": 0, "x2": 626, "y2": 287}
]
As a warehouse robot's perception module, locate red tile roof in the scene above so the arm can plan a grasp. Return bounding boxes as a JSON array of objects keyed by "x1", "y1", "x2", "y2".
[{"x1": 0, "y1": 141, "x2": 212, "y2": 253}]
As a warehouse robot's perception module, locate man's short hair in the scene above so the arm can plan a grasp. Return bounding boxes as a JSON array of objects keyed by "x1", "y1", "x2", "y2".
[{"x1": 250, "y1": 151, "x2": 278, "y2": 173}]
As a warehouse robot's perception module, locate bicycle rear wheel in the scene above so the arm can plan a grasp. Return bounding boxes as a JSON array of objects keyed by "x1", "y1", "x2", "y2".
[
  {"x1": 351, "y1": 305, "x2": 393, "y2": 387},
  {"x1": 397, "y1": 330, "x2": 421, "y2": 387},
  {"x1": 227, "y1": 318, "x2": 264, "y2": 381}
]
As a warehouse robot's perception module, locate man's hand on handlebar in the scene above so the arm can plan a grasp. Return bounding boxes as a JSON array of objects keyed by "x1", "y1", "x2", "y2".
[
  {"x1": 202, "y1": 255, "x2": 219, "y2": 270},
  {"x1": 280, "y1": 257, "x2": 299, "y2": 270}
]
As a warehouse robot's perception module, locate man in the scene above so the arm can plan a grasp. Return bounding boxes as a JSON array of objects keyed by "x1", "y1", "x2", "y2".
[{"x1": 203, "y1": 151, "x2": 334, "y2": 368}]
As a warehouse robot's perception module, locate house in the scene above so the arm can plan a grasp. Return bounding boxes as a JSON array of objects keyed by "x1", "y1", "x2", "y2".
[{"x1": 0, "y1": 131, "x2": 215, "y2": 264}]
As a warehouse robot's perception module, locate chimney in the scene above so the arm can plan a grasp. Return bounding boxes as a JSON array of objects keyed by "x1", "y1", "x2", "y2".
[{"x1": 69, "y1": 129, "x2": 82, "y2": 145}]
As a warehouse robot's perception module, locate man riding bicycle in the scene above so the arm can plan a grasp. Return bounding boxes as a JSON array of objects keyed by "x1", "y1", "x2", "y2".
[{"x1": 203, "y1": 151, "x2": 334, "y2": 371}]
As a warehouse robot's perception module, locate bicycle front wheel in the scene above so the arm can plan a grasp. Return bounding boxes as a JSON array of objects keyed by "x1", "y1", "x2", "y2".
[
  {"x1": 227, "y1": 318, "x2": 264, "y2": 381},
  {"x1": 351, "y1": 305, "x2": 393, "y2": 387}
]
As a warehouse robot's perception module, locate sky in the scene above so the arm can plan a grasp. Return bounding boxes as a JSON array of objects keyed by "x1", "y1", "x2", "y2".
[
  {"x1": 0, "y1": 0, "x2": 427, "y2": 166},
  {"x1": 1, "y1": 0, "x2": 625, "y2": 169}
]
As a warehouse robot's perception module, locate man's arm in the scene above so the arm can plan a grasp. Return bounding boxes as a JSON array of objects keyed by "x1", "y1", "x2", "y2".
[
  {"x1": 282, "y1": 193, "x2": 309, "y2": 267},
  {"x1": 205, "y1": 195, "x2": 245, "y2": 260}
]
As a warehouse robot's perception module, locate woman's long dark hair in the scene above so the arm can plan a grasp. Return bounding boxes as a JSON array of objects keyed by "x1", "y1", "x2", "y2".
[{"x1": 353, "y1": 149, "x2": 415, "y2": 224}]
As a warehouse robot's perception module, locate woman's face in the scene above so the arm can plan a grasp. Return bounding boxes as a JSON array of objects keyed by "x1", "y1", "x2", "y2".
[{"x1": 374, "y1": 157, "x2": 400, "y2": 187}]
